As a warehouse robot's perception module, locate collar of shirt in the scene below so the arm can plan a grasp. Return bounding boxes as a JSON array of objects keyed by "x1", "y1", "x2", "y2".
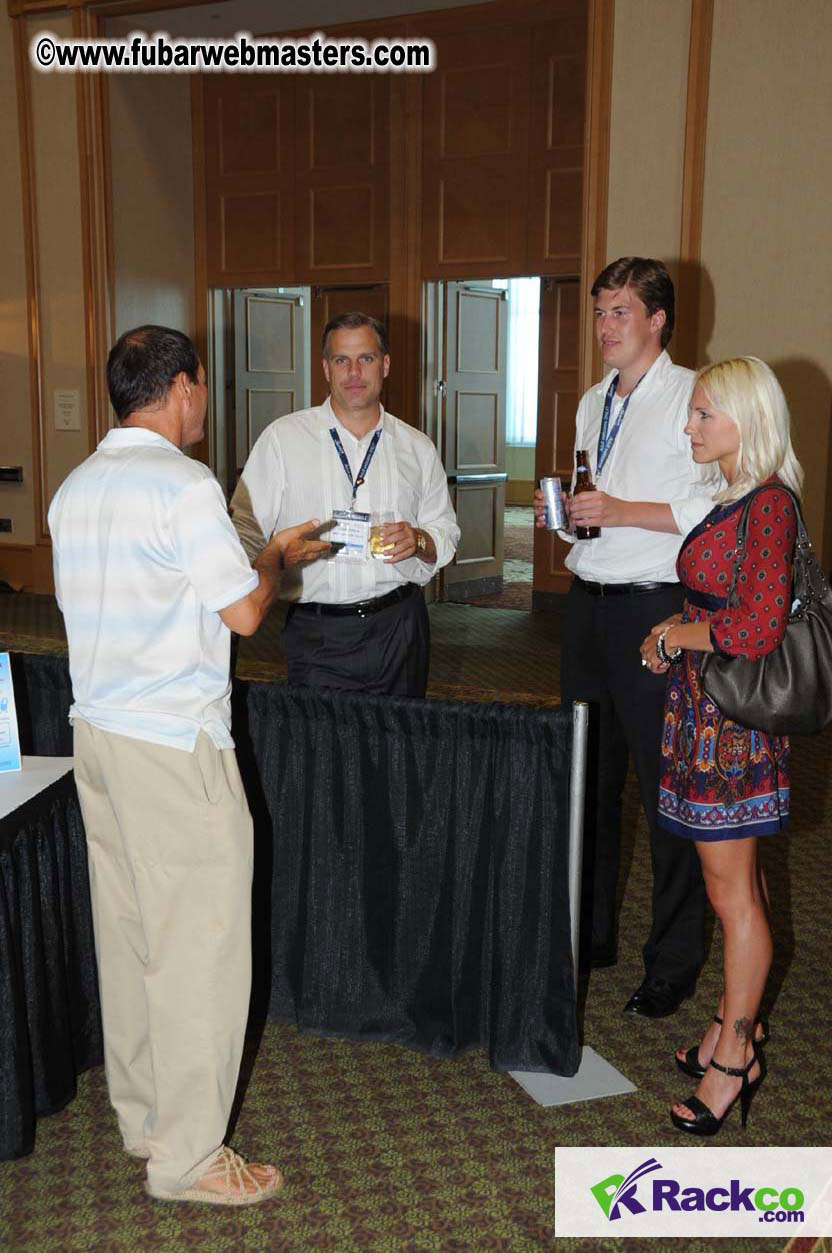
[
  {"x1": 318, "y1": 396, "x2": 385, "y2": 447},
  {"x1": 593, "y1": 348, "x2": 672, "y2": 402},
  {"x1": 97, "y1": 426, "x2": 184, "y2": 455}
]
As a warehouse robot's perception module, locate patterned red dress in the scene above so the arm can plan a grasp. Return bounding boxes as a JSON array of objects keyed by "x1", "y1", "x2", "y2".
[{"x1": 658, "y1": 480, "x2": 797, "y2": 841}]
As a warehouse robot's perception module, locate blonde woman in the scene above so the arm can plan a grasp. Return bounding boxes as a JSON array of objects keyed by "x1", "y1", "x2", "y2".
[{"x1": 639, "y1": 356, "x2": 802, "y2": 1135}]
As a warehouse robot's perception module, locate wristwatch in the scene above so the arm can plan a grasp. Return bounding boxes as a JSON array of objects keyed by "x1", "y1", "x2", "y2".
[{"x1": 416, "y1": 529, "x2": 427, "y2": 554}]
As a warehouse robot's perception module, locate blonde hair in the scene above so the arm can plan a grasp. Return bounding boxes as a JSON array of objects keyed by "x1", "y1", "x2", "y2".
[{"x1": 693, "y1": 356, "x2": 804, "y2": 503}]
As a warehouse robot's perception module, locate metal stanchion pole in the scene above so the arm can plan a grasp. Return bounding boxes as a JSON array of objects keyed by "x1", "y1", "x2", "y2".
[
  {"x1": 568, "y1": 700, "x2": 589, "y2": 979},
  {"x1": 510, "y1": 700, "x2": 636, "y2": 1107}
]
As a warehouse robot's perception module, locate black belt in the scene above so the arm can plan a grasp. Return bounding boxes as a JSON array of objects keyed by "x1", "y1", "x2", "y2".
[
  {"x1": 684, "y1": 586, "x2": 728, "y2": 611},
  {"x1": 291, "y1": 582, "x2": 417, "y2": 619},
  {"x1": 574, "y1": 576, "x2": 678, "y2": 597}
]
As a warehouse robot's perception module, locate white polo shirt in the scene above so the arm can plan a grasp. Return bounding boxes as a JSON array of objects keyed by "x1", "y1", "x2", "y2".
[
  {"x1": 48, "y1": 427, "x2": 258, "y2": 752},
  {"x1": 563, "y1": 351, "x2": 713, "y2": 583}
]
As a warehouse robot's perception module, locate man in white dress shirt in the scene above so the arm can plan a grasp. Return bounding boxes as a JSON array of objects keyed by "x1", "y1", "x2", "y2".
[
  {"x1": 49, "y1": 325, "x2": 327, "y2": 1205},
  {"x1": 536, "y1": 258, "x2": 712, "y2": 1018},
  {"x1": 231, "y1": 311, "x2": 459, "y2": 698}
]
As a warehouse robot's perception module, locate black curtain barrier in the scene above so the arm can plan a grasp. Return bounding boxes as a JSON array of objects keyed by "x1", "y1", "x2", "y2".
[
  {"x1": 236, "y1": 683, "x2": 579, "y2": 1075},
  {"x1": 11, "y1": 652, "x2": 73, "y2": 758},
  {"x1": 7, "y1": 652, "x2": 580, "y2": 1084},
  {"x1": 0, "y1": 774, "x2": 103, "y2": 1160}
]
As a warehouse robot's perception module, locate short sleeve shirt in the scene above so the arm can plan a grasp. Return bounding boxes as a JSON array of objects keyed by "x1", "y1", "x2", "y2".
[{"x1": 48, "y1": 427, "x2": 258, "y2": 751}]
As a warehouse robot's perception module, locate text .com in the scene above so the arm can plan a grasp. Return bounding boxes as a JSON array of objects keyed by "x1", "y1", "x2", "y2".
[
  {"x1": 30, "y1": 30, "x2": 436, "y2": 75},
  {"x1": 593, "y1": 1167, "x2": 805, "y2": 1224}
]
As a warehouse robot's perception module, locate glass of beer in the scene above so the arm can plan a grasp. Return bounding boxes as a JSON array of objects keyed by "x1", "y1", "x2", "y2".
[{"x1": 370, "y1": 511, "x2": 395, "y2": 559}]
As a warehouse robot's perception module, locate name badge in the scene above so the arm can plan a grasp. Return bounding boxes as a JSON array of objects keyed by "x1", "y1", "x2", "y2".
[{"x1": 330, "y1": 510, "x2": 370, "y2": 561}]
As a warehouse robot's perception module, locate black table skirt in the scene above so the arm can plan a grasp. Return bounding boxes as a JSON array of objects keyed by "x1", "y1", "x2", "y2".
[
  {"x1": 0, "y1": 771, "x2": 103, "y2": 1160},
  {"x1": 238, "y1": 683, "x2": 578, "y2": 1075},
  {"x1": 4, "y1": 650, "x2": 579, "y2": 1161}
]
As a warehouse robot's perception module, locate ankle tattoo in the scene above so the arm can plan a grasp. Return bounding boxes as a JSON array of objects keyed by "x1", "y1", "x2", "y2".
[{"x1": 733, "y1": 1015, "x2": 753, "y2": 1043}]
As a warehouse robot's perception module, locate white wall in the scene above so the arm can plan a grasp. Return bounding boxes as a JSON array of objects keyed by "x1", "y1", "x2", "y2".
[
  {"x1": 605, "y1": 0, "x2": 690, "y2": 275},
  {"x1": 698, "y1": 0, "x2": 832, "y2": 558}
]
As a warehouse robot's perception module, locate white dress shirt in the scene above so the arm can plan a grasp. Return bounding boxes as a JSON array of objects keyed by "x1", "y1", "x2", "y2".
[
  {"x1": 48, "y1": 427, "x2": 258, "y2": 751},
  {"x1": 563, "y1": 350, "x2": 713, "y2": 583},
  {"x1": 236, "y1": 398, "x2": 460, "y2": 605}
]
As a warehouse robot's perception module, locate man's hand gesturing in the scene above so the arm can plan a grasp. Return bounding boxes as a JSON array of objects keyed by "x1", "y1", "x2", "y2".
[{"x1": 275, "y1": 519, "x2": 331, "y2": 568}]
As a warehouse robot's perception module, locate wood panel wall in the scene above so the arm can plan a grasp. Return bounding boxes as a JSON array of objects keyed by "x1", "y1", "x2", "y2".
[
  {"x1": 3, "y1": 0, "x2": 596, "y2": 594},
  {"x1": 203, "y1": 68, "x2": 395, "y2": 290},
  {"x1": 199, "y1": 1, "x2": 588, "y2": 332}
]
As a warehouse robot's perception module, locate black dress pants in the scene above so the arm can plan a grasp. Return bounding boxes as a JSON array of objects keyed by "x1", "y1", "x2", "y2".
[
  {"x1": 282, "y1": 586, "x2": 430, "y2": 698},
  {"x1": 560, "y1": 579, "x2": 706, "y2": 986}
]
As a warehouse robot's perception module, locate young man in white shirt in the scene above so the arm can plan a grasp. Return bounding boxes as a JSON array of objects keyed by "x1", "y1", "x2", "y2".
[
  {"x1": 231, "y1": 312, "x2": 460, "y2": 698},
  {"x1": 49, "y1": 325, "x2": 327, "y2": 1205},
  {"x1": 536, "y1": 258, "x2": 712, "y2": 1018}
]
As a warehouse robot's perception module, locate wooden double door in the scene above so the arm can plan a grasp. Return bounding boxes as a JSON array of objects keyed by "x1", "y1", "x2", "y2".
[
  {"x1": 436, "y1": 275, "x2": 581, "y2": 599},
  {"x1": 231, "y1": 275, "x2": 581, "y2": 600},
  {"x1": 232, "y1": 282, "x2": 388, "y2": 477}
]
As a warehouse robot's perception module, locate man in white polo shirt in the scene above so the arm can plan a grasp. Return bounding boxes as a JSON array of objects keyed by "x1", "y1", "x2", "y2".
[
  {"x1": 536, "y1": 258, "x2": 713, "y2": 1018},
  {"x1": 230, "y1": 311, "x2": 459, "y2": 698},
  {"x1": 49, "y1": 325, "x2": 327, "y2": 1206}
]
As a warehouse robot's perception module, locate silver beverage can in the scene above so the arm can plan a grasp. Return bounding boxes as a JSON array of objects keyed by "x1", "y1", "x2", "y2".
[{"x1": 541, "y1": 476, "x2": 567, "y2": 530}]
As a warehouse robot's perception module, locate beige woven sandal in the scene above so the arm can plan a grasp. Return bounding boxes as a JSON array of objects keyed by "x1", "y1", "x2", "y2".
[{"x1": 144, "y1": 1145, "x2": 284, "y2": 1206}]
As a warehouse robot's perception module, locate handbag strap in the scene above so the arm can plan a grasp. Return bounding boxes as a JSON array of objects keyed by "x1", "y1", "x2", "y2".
[{"x1": 722, "y1": 482, "x2": 826, "y2": 612}]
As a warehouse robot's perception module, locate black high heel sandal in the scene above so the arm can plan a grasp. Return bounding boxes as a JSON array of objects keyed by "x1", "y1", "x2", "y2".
[
  {"x1": 675, "y1": 1014, "x2": 770, "y2": 1080},
  {"x1": 670, "y1": 1044, "x2": 767, "y2": 1136}
]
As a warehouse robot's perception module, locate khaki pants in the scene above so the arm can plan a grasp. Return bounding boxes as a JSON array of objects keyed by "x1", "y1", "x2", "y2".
[{"x1": 73, "y1": 719, "x2": 253, "y2": 1193}]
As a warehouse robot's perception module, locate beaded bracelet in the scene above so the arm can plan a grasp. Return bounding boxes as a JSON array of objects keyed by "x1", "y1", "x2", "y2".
[{"x1": 656, "y1": 627, "x2": 683, "y2": 666}]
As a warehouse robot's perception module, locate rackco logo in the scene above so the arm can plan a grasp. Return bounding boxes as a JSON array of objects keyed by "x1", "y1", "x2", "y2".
[{"x1": 591, "y1": 1158, "x2": 806, "y2": 1225}]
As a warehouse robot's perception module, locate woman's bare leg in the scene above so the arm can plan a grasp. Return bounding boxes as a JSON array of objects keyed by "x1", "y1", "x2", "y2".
[
  {"x1": 673, "y1": 836, "x2": 771, "y2": 1121},
  {"x1": 674, "y1": 855, "x2": 771, "y2": 1069}
]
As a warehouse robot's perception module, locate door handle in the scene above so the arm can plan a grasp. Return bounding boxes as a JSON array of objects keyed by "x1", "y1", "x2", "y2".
[{"x1": 446, "y1": 473, "x2": 508, "y2": 485}]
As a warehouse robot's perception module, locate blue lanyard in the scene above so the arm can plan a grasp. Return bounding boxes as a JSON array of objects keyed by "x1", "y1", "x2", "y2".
[
  {"x1": 329, "y1": 427, "x2": 381, "y2": 508},
  {"x1": 597, "y1": 373, "x2": 645, "y2": 475}
]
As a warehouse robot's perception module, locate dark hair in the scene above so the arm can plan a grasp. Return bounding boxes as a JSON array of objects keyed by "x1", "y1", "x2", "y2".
[
  {"x1": 321, "y1": 311, "x2": 389, "y2": 358},
  {"x1": 591, "y1": 257, "x2": 675, "y2": 348},
  {"x1": 107, "y1": 325, "x2": 200, "y2": 423}
]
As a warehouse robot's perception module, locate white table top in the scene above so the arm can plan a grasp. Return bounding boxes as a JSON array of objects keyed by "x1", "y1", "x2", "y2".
[{"x1": 0, "y1": 757, "x2": 74, "y2": 822}]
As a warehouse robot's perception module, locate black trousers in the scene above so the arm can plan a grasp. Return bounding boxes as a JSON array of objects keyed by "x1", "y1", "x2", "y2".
[
  {"x1": 281, "y1": 586, "x2": 430, "y2": 698},
  {"x1": 560, "y1": 579, "x2": 706, "y2": 986}
]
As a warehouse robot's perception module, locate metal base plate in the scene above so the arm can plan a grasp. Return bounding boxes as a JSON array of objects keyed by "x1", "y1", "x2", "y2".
[{"x1": 509, "y1": 1047, "x2": 636, "y2": 1108}]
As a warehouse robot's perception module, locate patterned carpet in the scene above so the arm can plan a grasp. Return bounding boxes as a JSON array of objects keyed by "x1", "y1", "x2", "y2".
[
  {"x1": 0, "y1": 592, "x2": 563, "y2": 707},
  {"x1": 1, "y1": 591, "x2": 830, "y2": 1251},
  {"x1": 466, "y1": 506, "x2": 534, "y2": 611},
  {"x1": 3, "y1": 729, "x2": 829, "y2": 1251}
]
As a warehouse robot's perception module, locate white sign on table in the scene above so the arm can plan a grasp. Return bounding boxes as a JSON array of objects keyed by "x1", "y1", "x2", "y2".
[
  {"x1": 0, "y1": 757, "x2": 75, "y2": 822},
  {"x1": 0, "y1": 652, "x2": 22, "y2": 774}
]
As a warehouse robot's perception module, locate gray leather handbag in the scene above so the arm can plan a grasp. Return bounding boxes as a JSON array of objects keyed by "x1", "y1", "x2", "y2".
[{"x1": 700, "y1": 484, "x2": 832, "y2": 735}]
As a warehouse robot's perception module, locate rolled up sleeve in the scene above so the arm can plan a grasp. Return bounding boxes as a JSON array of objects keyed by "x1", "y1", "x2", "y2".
[
  {"x1": 231, "y1": 429, "x2": 286, "y2": 560},
  {"x1": 416, "y1": 445, "x2": 460, "y2": 571},
  {"x1": 671, "y1": 489, "x2": 713, "y2": 539}
]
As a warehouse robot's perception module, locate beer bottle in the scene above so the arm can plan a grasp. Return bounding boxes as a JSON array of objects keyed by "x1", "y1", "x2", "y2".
[{"x1": 573, "y1": 450, "x2": 600, "y2": 539}]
